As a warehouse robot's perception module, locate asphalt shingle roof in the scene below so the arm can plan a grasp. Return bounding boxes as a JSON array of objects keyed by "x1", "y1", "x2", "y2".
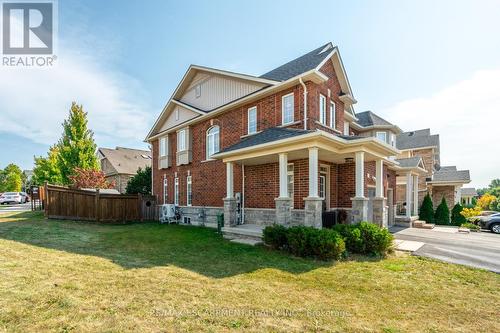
[
  {"x1": 431, "y1": 169, "x2": 470, "y2": 183},
  {"x1": 355, "y1": 111, "x2": 394, "y2": 127},
  {"x1": 461, "y1": 188, "x2": 477, "y2": 196},
  {"x1": 396, "y1": 129, "x2": 440, "y2": 150},
  {"x1": 395, "y1": 157, "x2": 422, "y2": 168},
  {"x1": 260, "y1": 43, "x2": 334, "y2": 81},
  {"x1": 219, "y1": 127, "x2": 312, "y2": 153},
  {"x1": 98, "y1": 147, "x2": 152, "y2": 175}
]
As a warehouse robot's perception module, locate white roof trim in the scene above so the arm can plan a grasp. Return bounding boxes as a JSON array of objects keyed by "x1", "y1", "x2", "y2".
[{"x1": 315, "y1": 46, "x2": 355, "y2": 100}]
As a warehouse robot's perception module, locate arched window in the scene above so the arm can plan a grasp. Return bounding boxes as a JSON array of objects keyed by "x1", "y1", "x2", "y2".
[{"x1": 206, "y1": 126, "x2": 220, "y2": 159}]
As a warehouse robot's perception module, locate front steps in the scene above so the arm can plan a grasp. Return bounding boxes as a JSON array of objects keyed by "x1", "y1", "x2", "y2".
[
  {"x1": 222, "y1": 224, "x2": 264, "y2": 245},
  {"x1": 413, "y1": 220, "x2": 435, "y2": 229}
]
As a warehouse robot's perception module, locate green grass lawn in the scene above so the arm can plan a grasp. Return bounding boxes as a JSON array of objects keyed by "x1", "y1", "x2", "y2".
[{"x1": 0, "y1": 211, "x2": 498, "y2": 332}]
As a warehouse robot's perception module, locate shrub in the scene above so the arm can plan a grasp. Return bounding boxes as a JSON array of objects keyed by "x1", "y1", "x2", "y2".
[
  {"x1": 332, "y1": 224, "x2": 363, "y2": 253},
  {"x1": 263, "y1": 224, "x2": 288, "y2": 250},
  {"x1": 460, "y1": 206, "x2": 482, "y2": 219},
  {"x1": 308, "y1": 229, "x2": 345, "y2": 260},
  {"x1": 334, "y1": 222, "x2": 393, "y2": 256},
  {"x1": 477, "y1": 193, "x2": 497, "y2": 210},
  {"x1": 451, "y1": 203, "x2": 467, "y2": 226},
  {"x1": 419, "y1": 194, "x2": 434, "y2": 223},
  {"x1": 286, "y1": 226, "x2": 314, "y2": 257},
  {"x1": 460, "y1": 222, "x2": 480, "y2": 232},
  {"x1": 434, "y1": 197, "x2": 450, "y2": 225}
]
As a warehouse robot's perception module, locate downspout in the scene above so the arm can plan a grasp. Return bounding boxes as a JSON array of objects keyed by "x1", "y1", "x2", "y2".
[
  {"x1": 299, "y1": 78, "x2": 308, "y2": 130},
  {"x1": 241, "y1": 164, "x2": 245, "y2": 224}
]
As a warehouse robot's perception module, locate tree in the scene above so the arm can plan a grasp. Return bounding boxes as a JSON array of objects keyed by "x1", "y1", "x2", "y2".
[
  {"x1": 489, "y1": 198, "x2": 500, "y2": 212},
  {"x1": 57, "y1": 102, "x2": 99, "y2": 184},
  {"x1": 68, "y1": 167, "x2": 114, "y2": 189},
  {"x1": 0, "y1": 164, "x2": 23, "y2": 192},
  {"x1": 419, "y1": 193, "x2": 434, "y2": 223},
  {"x1": 32, "y1": 145, "x2": 63, "y2": 185},
  {"x1": 434, "y1": 197, "x2": 450, "y2": 225},
  {"x1": 451, "y1": 203, "x2": 466, "y2": 226},
  {"x1": 489, "y1": 179, "x2": 500, "y2": 189},
  {"x1": 125, "y1": 166, "x2": 152, "y2": 195},
  {"x1": 477, "y1": 193, "x2": 497, "y2": 210}
]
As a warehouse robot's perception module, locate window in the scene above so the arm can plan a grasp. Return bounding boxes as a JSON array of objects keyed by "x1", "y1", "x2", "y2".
[
  {"x1": 174, "y1": 177, "x2": 179, "y2": 206},
  {"x1": 344, "y1": 122, "x2": 350, "y2": 136},
  {"x1": 319, "y1": 94, "x2": 326, "y2": 125},
  {"x1": 282, "y1": 93, "x2": 294, "y2": 125},
  {"x1": 287, "y1": 164, "x2": 294, "y2": 203},
  {"x1": 163, "y1": 178, "x2": 168, "y2": 204},
  {"x1": 376, "y1": 131, "x2": 387, "y2": 143},
  {"x1": 329, "y1": 101, "x2": 336, "y2": 128},
  {"x1": 195, "y1": 84, "x2": 201, "y2": 98},
  {"x1": 390, "y1": 133, "x2": 396, "y2": 147},
  {"x1": 319, "y1": 175, "x2": 326, "y2": 199},
  {"x1": 206, "y1": 126, "x2": 220, "y2": 159},
  {"x1": 186, "y1": 175, "x2": 192, "y2": 206},
  {"x1": 177, "y1": 129, "x2": 186, "y2": 152},
  {"x1": 247, "y1": 106, "x2": 257, "y2": 134},
  {"x1": 183, "y1": 216, "x2": 191, "y2": 224},
  {"x1": 160, "y1": 137, "x2": 167, "y2": 157}
]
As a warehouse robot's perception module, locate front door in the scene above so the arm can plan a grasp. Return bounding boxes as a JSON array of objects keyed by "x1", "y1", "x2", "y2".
[{"x1": 319, "y1": 165, "x2": 330, "y2": 210}]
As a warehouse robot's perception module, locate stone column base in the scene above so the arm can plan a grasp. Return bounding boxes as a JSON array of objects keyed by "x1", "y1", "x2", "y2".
[
  {"x1": 223, "y1": 198, "x2": 238, "y2": 227},
  {"x1": 304, "y1": 197, "x2": 323, "y2": 229},
  {"x1": 372, "y1": 197, "x2": 387, "y2": 228},
  {"x1": 351, "y1": 197, "x2": 368, "y2": 223},
  {"x1": 275, "y1": 197, "x2": 292, "y2": 226}
]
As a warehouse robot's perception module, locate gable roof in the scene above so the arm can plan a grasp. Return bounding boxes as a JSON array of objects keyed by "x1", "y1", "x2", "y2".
[
  {"x1": 355, "y1": 111, "x2": 393, "y2": 127},
  {"x1": 397, "y1": 129, "x2": 440, "y2": 150},
  {"x1": 395, "y1": 156, "x2": 423, "y2": 168},
  {"x1": 461, "y1": 188, "x2": 477, "y2": 196},
  {"x1": 260, "y1": 43, "x2": 335, "y2": 81},
  {"x1": 439, "y1": 166, "x2": 457, "y2": 172},
  {"x1": 430, "y1": 168, "x2": 470, "y2": 183},
  {"x1": 219, "y1": 127, "x2": 312, "y2": 154},
  {"x1": 98, "y1": 147, "x2": 152, "y2": 175}
]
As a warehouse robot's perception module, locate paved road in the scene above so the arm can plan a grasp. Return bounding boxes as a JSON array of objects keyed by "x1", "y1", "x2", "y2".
[
  {"x1": 392, "y1": 226, "x2": 500, "y2": 273},
  {"x1": 0, "y1": 202, "x2": 32, "y2": 212}
]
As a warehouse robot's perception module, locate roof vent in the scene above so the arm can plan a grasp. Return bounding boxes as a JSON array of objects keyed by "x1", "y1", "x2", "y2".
[{"x1": 318, "y1": 43, "x2": 333, "y2": 55}]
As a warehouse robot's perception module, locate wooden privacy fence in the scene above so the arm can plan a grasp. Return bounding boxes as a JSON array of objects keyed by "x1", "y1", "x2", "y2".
[{"x1": 43, "y1": 184, "x2": 158, "y2": 223}]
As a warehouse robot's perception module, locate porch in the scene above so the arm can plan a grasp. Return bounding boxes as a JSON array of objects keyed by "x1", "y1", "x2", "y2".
[{"x1": 212, "y1": 128, "x2": 400, "y2": 230}]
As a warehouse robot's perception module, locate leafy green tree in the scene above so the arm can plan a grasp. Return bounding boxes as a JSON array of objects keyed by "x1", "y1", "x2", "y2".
[
  {"x1": 57, "y1": 102, "x2": 99, "y2": 184},
  {"x1": 33, "y1": 145, "x2": 63, "y2": 185},
  {"x1": 125, "y1": 166, "x2": 152, "y2": 194},
  {"x1": 434, "y1": 197, "x2": 450, "y2": 225},
  {"x1": 489, "y1": 179, "x2": 500, "y2": 189},
  {"x1": 0, "y1": 164, "x2": 23, "y2": 192},
  {"x1": 419, "y1": 193, "x2": 434, "y2": 223},
  {"x1": 451, "y1": 203, "x2": 466, "y2": 226}
]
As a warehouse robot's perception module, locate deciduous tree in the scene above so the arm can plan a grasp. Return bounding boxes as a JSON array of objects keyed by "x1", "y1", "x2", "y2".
[
  {"x1": 125, "y1": 166, "x2": 152, "y2": 195},
  {"x1": 68, "y1": 167, "x2": 114, "y2": 189}
]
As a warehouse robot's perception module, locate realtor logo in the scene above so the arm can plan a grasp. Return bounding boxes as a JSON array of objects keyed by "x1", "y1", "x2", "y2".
[{"x1": 1, "y1": 0, "x2": 56, "y2": 66}]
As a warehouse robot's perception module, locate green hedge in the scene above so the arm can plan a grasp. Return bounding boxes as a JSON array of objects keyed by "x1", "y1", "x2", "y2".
[{"x1": 263, "y1": 222, "x2": 393, "y2": 260}]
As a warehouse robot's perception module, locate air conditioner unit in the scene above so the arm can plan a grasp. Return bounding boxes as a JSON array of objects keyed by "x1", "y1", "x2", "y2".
[{"x1": 159, "y1": 204, "x2": 176, "y2": 223}]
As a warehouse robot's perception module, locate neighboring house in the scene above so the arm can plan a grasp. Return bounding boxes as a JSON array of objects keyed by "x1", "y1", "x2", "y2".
[
  {"x1": 98, "y1": 147, "x2": 152, "y2": 193},
  {"x1": 145, "y1": 42, "x2": 428, "y2": 230},
  {"x1": 394, "y1": 129, "x2": 470, "y2": 215},
  {"x1": 461, "y1": 188, "x2": 477, "y2": 206}
]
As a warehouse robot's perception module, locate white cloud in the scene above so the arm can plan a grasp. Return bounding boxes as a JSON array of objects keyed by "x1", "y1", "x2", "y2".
[
  {"x1": 0, "y1": 46, "x2": 153, "y2": 151},
  {"x1": 382, "y1": 69, "x2": 500, "y2": 188}
]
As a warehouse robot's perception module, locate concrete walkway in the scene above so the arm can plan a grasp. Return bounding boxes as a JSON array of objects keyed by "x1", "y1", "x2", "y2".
[{"x1": 391, "y1": 226, "x2": 500, "y2": 273}]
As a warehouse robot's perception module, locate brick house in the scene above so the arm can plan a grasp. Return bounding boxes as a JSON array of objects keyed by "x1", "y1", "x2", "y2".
[
  {"x1": 98, "y1": 147, "x2": 152, "y2": 193},
  {"x1": 145, "y1": 43, "x2": 441, "y2": 231}
]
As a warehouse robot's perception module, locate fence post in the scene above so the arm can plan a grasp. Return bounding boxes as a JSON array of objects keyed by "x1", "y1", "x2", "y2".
[
  {"x1": 138, "y1": 193, "x2": 143, "y2": 222},
  {"x1": 95, "y1": 188, "x2": 100, "y2": 222},
  {"x1": 43, "y1": 182, "x2": 49, "y2": 218}
]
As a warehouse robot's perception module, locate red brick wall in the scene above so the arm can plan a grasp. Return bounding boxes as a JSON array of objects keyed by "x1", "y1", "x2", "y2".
[{"x1": 244, "y1": 163, "x2": 278, "y2": 209}]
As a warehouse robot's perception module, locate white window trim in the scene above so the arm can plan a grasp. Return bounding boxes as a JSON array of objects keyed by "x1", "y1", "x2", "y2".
[
  {"x1": 319, "y1": 94, "x2": 326, "y2": 125},
  {"x1": 206, "y1": 125, "x2": 220, "y2": 159},
  {"x1": 174, "y1": 177, "x2": 179, "y2": 206},
  {"x1": 247, "y1": 106, "x2": 257, "y2": 134},
  {"x1": 160, "y1": 137, "x2": 167, "y2": 157},
  {"x1": 177, "y1": 129, "x2": 187, "y2": 152},
  {"x1": 163, "y1": 177, "x2": 168, "y2": 204},
  {"x1": 281, "y1": 93, "x2": 294, "y2": 125},
  {"x1": 186, "y1": 175, "x2": 192, "y2": 206},
  {"x1": 376, "y1": 131, "x2": 387, "y2": 143},
  {"x1": 344, "y1": 122, "x2": 350, "y2": 136},
  {"x1": 329, "y1": 100, "x2": 336, "y2": 129}
]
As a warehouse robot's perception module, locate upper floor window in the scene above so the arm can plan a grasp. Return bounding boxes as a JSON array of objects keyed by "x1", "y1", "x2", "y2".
[
  {"x1": 344, "y1": 122, "x2": 350, "y2": 136},
  {"x1": 206, "y1": 125, "x2": 220, "y2": 159},
  {"x1": 390, "y1": 133, "x2": 396, "y2": 147},
  {"x1": 248, "y1": 106, "x2": 257, "y2": 134},
  {"x1": 282, "y1": 93, "x2": 294, "y2": 125},
  {"x1": 319, "y1": 94, "x2": 326, "y2": 125},
  {"x1": 376, "y1": 131, "x2": 387, "y2": 143},
  {"x1": 160, "y1": 137, "x2": 167, "y2": 157},
  {"x1": 329, "y1": 101, "x2": 336, "y2": 129},
  {"x1": 177, "y1": 129, "x2": 187, "y2": 151}
]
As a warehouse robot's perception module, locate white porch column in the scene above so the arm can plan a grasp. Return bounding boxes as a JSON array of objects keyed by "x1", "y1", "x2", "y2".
[
  {"x1": 308, "y1": 147, "x2": 319, "y2": 198},
  {"x1": 413, "y1": 175, "x2": 419, "y2": 216},
  {"x1": 375, "y1": 159, "x2": 384, "y2": 198},
  {"x1": 405, "y1": 172, "x2": 412, "y2": 218},
  {"x1": 355, "y1": 151, "x2": 365, "y2": 198},
  {"x1": 278, "y1": 153, "x2": 288, "y2": 198},
  {"x1": 226, "y1": 162, "x2": 234, "y2": 199}
]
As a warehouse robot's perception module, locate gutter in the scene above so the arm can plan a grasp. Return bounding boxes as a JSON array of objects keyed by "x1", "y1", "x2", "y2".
[{"x1": 299, "y1": 77, "x2": 308, "y2": 130}]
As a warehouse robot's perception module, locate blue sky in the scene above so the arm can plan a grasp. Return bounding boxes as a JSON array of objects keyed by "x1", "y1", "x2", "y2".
[{"x1": 1, "y1": 0, "x2": 499, "y2": 188}]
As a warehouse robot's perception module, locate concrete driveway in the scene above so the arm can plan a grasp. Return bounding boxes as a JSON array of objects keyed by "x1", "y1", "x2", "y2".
[
  {"x1": 0, "y1": 202, "x2": 32, "y2": 212},
  {"x1": 392, "y1": 226, "x2": 500, "y2": 273}
]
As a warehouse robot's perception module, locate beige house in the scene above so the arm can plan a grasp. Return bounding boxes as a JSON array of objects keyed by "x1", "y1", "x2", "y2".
[{"x1": 98, "y1": 147, "x2": 152, "y2": 193}]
